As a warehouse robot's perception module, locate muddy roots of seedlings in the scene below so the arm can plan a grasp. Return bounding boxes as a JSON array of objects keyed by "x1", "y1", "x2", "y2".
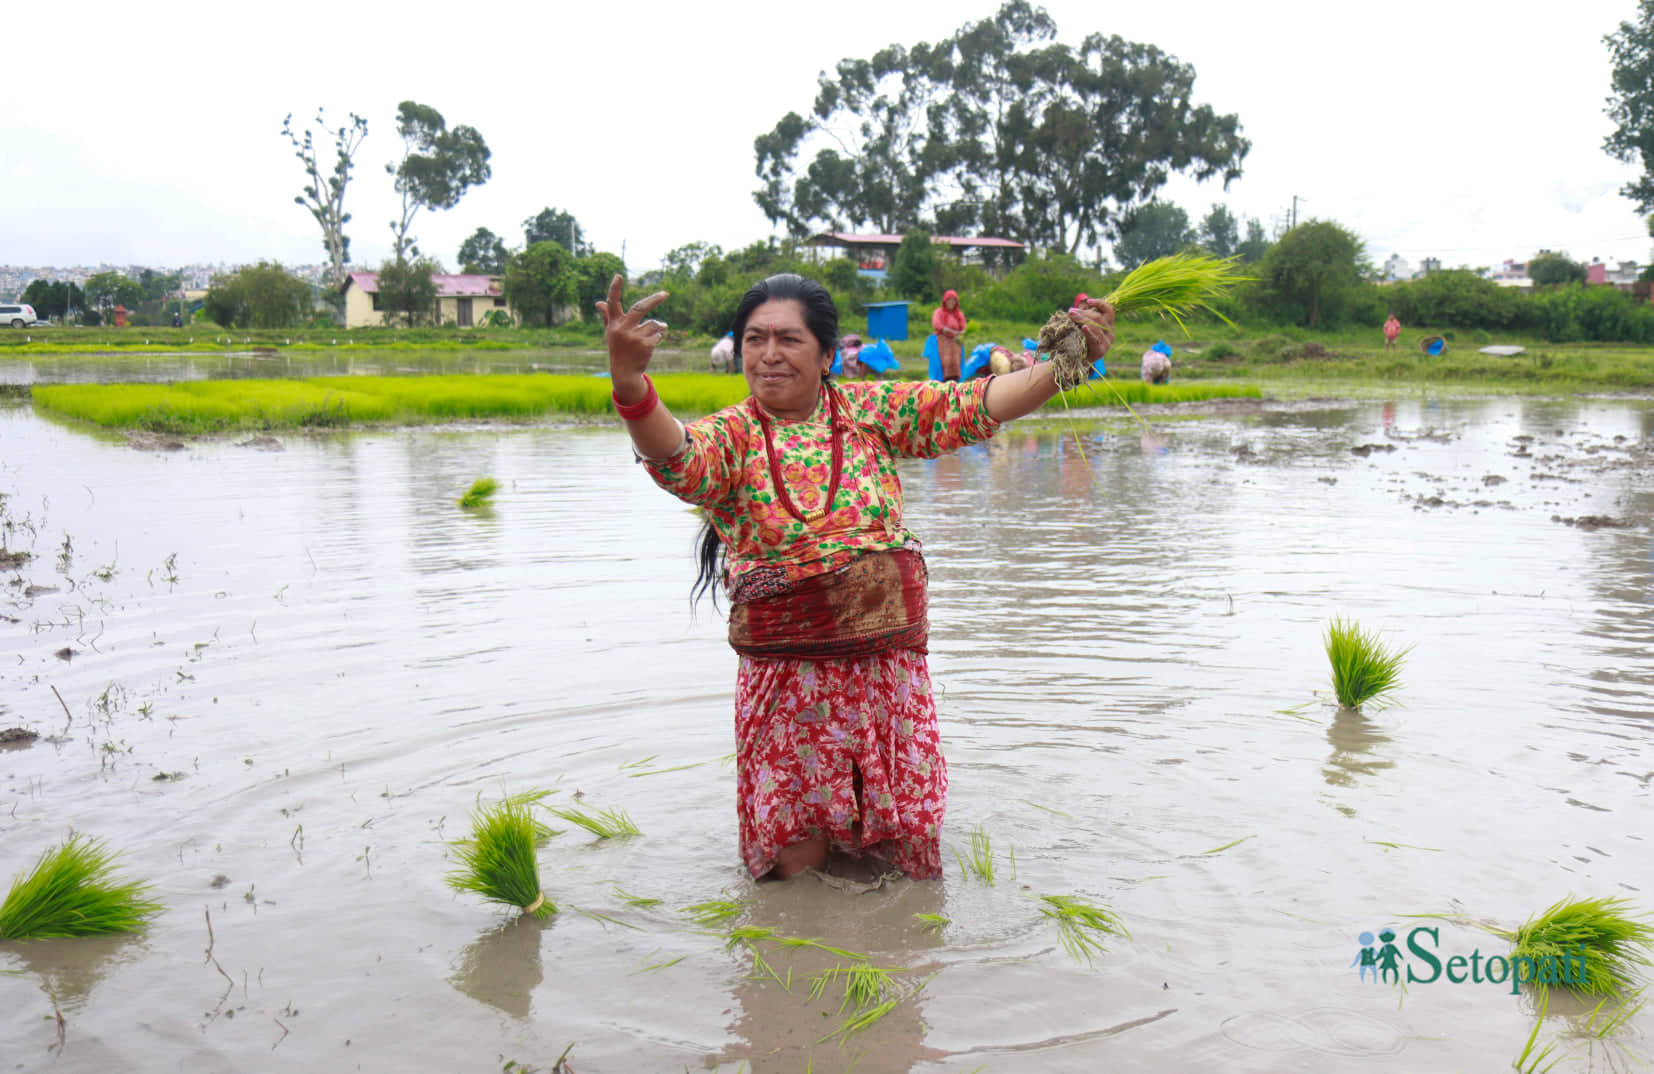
[{"x1": 1038, "y1": 312, "x2": 1094, "y2": 391}]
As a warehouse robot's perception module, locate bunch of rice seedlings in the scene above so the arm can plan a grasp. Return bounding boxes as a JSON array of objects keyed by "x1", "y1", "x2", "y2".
[
  {"x1": 507, "y1": 789, "x2": 563, "y2": 843},
  {"x1": 0, "y1": 834, "x2": 162, "y2": 939},
  {"x1": 1102, "y1": 252, "x2": 1248, "y2": 328},
  {"x1": 549, "y1": 804, "x2": 641, "y2": 839},
  {"x1": 1490, "y1": 896, "x2": 1653, "y2": 998},
  {"x1": 681, "y1": 898, "x2": 744, "y2": 927},
  {"x1": 458, "y1": 477, "x2": 498, "y2": 509},
  {"x1": 953, "y1": 823, "x2": 996, "y2": 885},
  {"x1": 809, "y1": 962, "x2": 899, "y2": 1010},
  {"x1": 1041, "y1": 253, "x2": 1249, "y2": 390},
  {"x1": 913, "y1": 912, "x2": 949, "y2": 934},
  {"x1": 810, "y1": 962, "x2": 929, "y2": 1044},
  {"x1": 1324, "y1": 616, "x2": 1411, "y2": 711},
  {"x1": 612, "y1": 885, "x2": 662, "y2": 909},
  {"x1": 446, "y1": 798, "x2": 555, "y2": 919},
  {"x1": 1039, "y1": 894, "x2": 1129, "y2": 966}
]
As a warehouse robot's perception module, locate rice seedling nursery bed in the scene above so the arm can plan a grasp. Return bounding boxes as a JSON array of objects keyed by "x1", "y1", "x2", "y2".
[{"x1": 27, "y1": 373, "x2": 1266, "y2": 434}]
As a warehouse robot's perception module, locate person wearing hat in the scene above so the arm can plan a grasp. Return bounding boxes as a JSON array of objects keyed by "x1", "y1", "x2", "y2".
[{"x1": 1141, "y1": 340, "x2": 1173, "y2": 384}]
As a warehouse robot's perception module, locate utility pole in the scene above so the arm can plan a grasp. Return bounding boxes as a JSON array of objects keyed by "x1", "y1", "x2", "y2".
[{"x1": 1291, "y1": 195, "x2": 1306, "y2": 229}]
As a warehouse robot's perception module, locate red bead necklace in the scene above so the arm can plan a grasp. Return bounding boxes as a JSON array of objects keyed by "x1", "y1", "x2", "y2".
[{"x1": 749, "y1": 385, "x2": 844, "y2": 524}]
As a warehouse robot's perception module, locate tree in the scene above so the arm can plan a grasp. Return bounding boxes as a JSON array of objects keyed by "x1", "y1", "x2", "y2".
[
  {"x1": 386, "y1": 101, "x2": 491, "y2": 261},
  {"x1": 1111, "y1": 201, "x2": 1193, "y2": 269},
  {"x1": 1527, "y1": 251, "x2": 1588, "y2": 286},
  {"x1": 1197, "y1": 204, "x2": 1239, "y2": 258},
  {"x1": 21, "y1": 279, "x2": 84, "y2": 320},
  {"x1": 458, "y1": 227, "x2": 509, "y2": 274},
  {"x1": 522, "y1": 208, "x2": 589, "y2": 255},
  {"x1": 661, "y1": 241, "x2": 724, "y2": 280},
  {"x1": 1013, "y1": 33, "x2": 1248, "y2": 254},
  {"x1": 282, "y1": 109, "x2": 369, "y2": 289},
  {"x1": 1605, "y1": 1, "x2": 1654, "y2": 212},
  {"x1": 1258, "y1": 220, "x2": 1364, "y2": 327},
  {"x1": 375, "y1": 257, "x2": 439, "y2": 327},
  {"x1": 891, "y1": 230, "x2": 939, "y2": 300},
  {"x1": 575, "y1": 252, "x2": 627, "y2": 315},
  {"x1": 1236, "y1": 217, "x2": 1271, "y2": 263},
  {"x1": 752, "y1": 2, "x2": 1247, "y2": 257},
  {"x1": 137, "y1": 268, "x2": 182, "y2": 302},
  {"x1": 203, "y1": 262, "x2": 314, "y2": 328},
  {"x1": 83, "y1": 271, "x2": 145, "y2": 311},
  {"x1": 502, "y1": 241, "x2": 579, "y2": 326}
]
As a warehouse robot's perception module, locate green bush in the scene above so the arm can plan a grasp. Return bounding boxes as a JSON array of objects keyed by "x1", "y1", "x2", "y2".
[
  {"x1": 1249, "y1": 334, "x2": 1293, "y2": 359},
  {"x1": 1473, "y1": 329, "x2": 1492, "y2": 344}
]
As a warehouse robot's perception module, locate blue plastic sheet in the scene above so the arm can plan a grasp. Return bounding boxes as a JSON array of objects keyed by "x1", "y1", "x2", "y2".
[
  {"x1": 963, "y1": 342, "x2": 994, "y2": 379},
  {"x1": 858, "y1": 338, "x2": 899, "y2": 373}
]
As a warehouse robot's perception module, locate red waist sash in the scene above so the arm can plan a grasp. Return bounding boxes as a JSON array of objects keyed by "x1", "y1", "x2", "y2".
[{"x1": 728, "y1": 549, "x2": 928, "y2": 660}]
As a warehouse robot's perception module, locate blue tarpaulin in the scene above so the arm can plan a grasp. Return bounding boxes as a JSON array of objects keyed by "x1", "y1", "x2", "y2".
[{"x1": 859, "y1": 338, "x2": 899, "y2": 372}]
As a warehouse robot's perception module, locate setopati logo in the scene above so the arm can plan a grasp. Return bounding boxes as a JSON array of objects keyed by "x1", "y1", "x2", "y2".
[{"x1": 1352, "y1": 926, "x2": 1589, "y2": 995}]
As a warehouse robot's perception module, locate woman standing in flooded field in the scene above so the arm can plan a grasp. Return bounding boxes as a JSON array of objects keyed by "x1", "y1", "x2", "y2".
[{"x1": 598, "y1": 274, "x2": 1114, "y2": 880}]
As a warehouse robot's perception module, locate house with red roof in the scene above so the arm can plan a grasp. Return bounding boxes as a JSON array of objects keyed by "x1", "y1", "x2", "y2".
[{"x1": 341, "y1": 272, "x2": 512, "y2": 329}]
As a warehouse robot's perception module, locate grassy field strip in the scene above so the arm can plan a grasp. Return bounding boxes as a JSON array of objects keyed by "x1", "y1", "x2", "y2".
[{"x1": 30, "y1": 374, "x2": 1260, "y2": 433}]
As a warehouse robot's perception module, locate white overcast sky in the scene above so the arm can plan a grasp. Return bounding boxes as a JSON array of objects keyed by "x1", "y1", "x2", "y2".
[{"x1": 4, "y1": 0, "x2": 1650, "y2": 277}]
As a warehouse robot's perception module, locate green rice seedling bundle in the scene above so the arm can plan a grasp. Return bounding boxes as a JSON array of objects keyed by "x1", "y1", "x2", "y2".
[
  {"x1": 1489, "y1": 896, "x2": 1653, "y2": 998},
  {"x1": 1324, "y1": 616, "x2": 1411, "y2": 710},
  {"x1": 549, "y1": 804, "x2": 641, "y2": 839},
  {"x1": 0, "y1": 833, "x2": 162, "y2": 939},
  {"x1": 446, "y1": 798, "x2": 556, "y2": 919},
  {"x1": 1039, "y1": 894, "x2": 1129, "y2": 965},
  {"x1": 458, "y1": 477, "x2": 499, "y2": 509},
  {"x1": 953, "y1": 823, "x2": 996, "y2": 885},
  {"x1": 1041, "y1": 253, "x2": 1249, "y2": 390}
]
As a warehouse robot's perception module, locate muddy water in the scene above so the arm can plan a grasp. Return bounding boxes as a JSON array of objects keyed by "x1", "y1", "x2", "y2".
[{"x1": 2, "y1": 395, "x2": 1652, "y2": 1073}]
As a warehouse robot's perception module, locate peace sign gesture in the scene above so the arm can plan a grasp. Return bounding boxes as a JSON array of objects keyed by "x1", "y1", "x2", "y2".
[{"x1": 596, "y1": 274, "x2": 670, "y2": 387}]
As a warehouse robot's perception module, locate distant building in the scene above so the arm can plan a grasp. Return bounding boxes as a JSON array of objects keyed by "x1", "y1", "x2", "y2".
[
  {"x1": 804, "y1": 232, "x2": 1027, "y2": 280},
  {"x1": 1586, "y1": 258, "x2": 1640, "y2": 286},
  {"x1": 341, "y1": 272, "x2": 510, "y2": 329},
  {"x1": 1380, "y1": 254, "x2": 1413, "y2": 281},
  {"x1": 1420, "y1": 257, "x2": 1442, "y2": 276}
]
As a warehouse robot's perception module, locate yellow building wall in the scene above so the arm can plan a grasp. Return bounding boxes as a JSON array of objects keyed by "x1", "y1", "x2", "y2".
[
  {"x1": 435, "y1": 292, "x2": 513, "y2": 326},
  {"x1": 344, "y1": 284, "x2": 387, "y2": 329}
]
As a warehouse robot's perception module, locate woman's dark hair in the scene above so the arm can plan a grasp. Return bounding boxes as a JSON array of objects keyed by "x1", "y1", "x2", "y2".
[
  {"x1": 692, "y1": 274, "x2": 840, "y2": 608},
  {"x1": 691, "y1": 514, "x2": 724, "y2": 610},
  {"x1": 731, "y1": 273, "x2": 838, "y2": 363}
]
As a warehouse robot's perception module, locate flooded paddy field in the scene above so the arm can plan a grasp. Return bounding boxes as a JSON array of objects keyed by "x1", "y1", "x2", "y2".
[{"x1": 2, "y1": 393, "x2": 1652, "y2": 1072}]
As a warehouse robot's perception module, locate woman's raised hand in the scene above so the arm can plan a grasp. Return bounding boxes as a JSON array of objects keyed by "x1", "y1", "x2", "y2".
[
  {"x1": 596, "y1": 274, "x2": 670, "y2": 392},
  {"x1": 1069, "y1": 297, "x2": 1117, "y2": 363}
]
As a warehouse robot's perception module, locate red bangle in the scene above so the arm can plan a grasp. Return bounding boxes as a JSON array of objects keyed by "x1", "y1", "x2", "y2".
[{"x1": 613, "y1": 375, "x2": 659, "y2": 421}]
